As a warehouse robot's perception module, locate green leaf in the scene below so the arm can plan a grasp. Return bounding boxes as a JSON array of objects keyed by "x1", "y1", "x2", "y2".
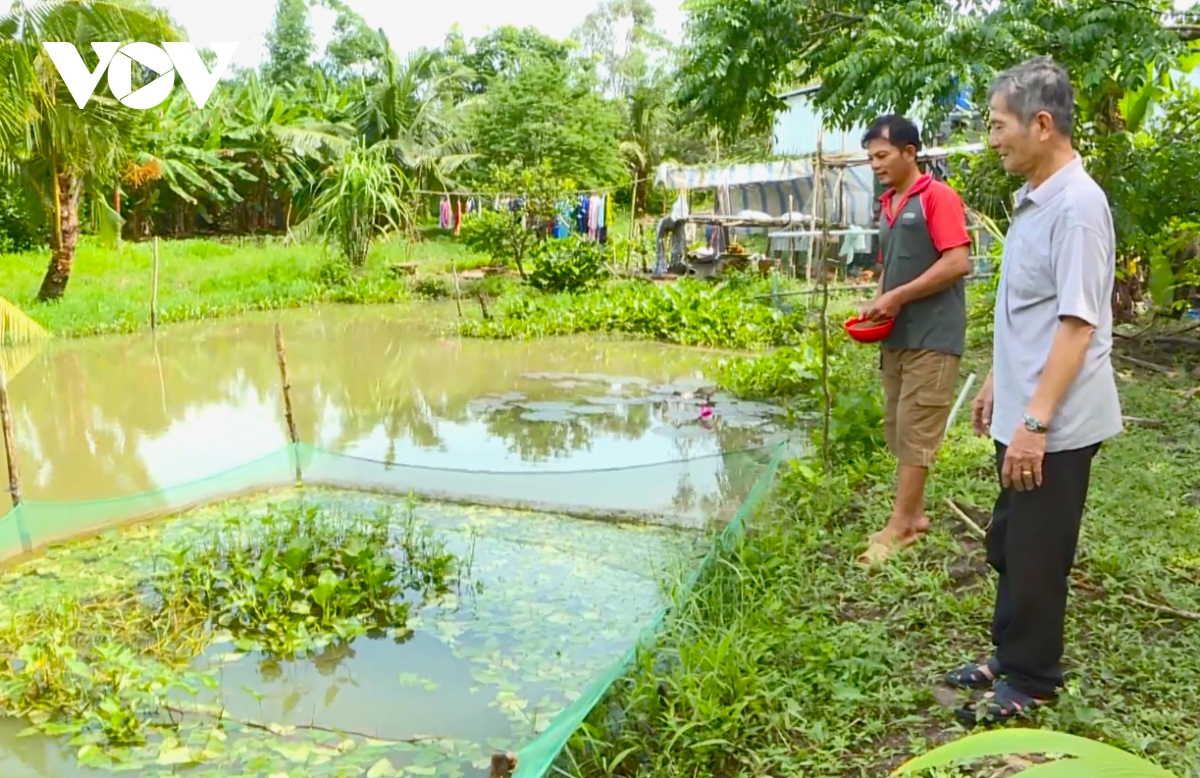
[
  {"x1": 155, "y1": 747, "x2": 194, "y2": 766},
  {"x1": 367, "y1": 758, "x2": 400, "y2": 778},
  {"x1": 1148, "y1": 252, "x2": 1175, "y2": 309},
  {"x1": 892, "y1": 731, "x2": 1177, "y2": 777},
  {"x1": 1013, "y1": 758, "x2": 1179, "y2": 778}
]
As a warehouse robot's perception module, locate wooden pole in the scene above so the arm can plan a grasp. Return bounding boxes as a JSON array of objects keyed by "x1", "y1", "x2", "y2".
[
  {"x1": 0, "y1": 368, "x2": 22, "y2": 508},
  {"x1": 274, "y1": 323, "x2": 302, "y2": 482},
  {"x1": 150, "y1": 236, "x2": 160, "y2": 330},
  {"x1": 834, "y1": 167, "x2": 847, "y2": 283},
  {"x1": 787, "y1": 194, "x2": 796, "y2": 278},
  {"x1": 805, "y1": 158, "x2": 821, "y2": 285},
  {"x1": 450, "y1": 253, "x2": 464, "y2": 320},
  {"x1": 815, "y1": 133, "x2": 833, "y2": 472}
]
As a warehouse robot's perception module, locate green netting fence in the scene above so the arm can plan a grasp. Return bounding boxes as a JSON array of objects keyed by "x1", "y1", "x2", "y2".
[{"x1": 0, "y1": 440, "x2": 784, "y2": 777}]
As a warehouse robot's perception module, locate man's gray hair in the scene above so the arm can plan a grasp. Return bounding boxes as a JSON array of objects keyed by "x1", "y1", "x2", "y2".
[{"x1": 987, "y1": 56, "x2": 1076, "y2": 138}]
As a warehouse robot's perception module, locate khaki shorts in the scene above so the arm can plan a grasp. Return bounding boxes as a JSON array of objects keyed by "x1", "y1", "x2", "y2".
[{"x1": 882, "y1": 348, "x2": 960, "y2": 468}]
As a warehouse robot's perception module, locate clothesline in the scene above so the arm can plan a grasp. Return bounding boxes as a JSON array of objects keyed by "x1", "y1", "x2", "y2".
[{"x1": 413, "y1": 177, "x2": 650, "y2": 199}]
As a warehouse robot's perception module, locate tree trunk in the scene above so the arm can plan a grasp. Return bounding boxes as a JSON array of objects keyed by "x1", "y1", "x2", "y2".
[
  {"x1": 634, "y1": 171, "x2": 648, "y2": 219},
  {"x1": 37, "y1": 171, "x2": 82, "y2": 301}
]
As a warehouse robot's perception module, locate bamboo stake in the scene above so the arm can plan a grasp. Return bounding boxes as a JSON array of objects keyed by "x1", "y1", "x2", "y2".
[
  {"x1": 450, "y1": 252, "x2": 464, "y2": 320},
  {"x1": 787, "y1": 194, "x2": 796, "y2": 278},
  {"x1": 805, "y1": 159, "x2": 821, "y2": 284},
  {"x1": 0, "y1": 368, "x2": 21, "y2": 508},
  {"x1": 946, "y1": 498, "x2": 987, "y2": 538},
  {"x1": 627, "y1": 177, "x2": 638, "y2": 273},
  {"x1": 274, "y1": 323, "x2": 302, "y2": 482},
  {"x1": 815, "y1": 132, "x2": 833, "y2": 471},
  {"x1": 150, "y1": 237, "x2": 160, "y2": 330}
]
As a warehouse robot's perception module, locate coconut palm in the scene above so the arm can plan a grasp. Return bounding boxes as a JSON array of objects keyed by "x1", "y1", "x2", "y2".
[
  {"x1": 353, "y1": 42, "x2": 474, "y2": 194},
  {"x1": 0, "y1": 0, "x2": 182, "y2": 301},
  {"x1": 0, "y1": 297, "x2": 49, "y2": 347}
]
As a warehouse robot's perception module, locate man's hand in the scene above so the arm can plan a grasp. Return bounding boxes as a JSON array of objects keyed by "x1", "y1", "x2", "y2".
[
  {"x1": 971, "y1": 373, "x2": 994, "y2": 437},
  {"x1": 862, "y1": 290, "x2": 902, "y2": 321},
  {"x1": 1001, "y1": 426, "x2": 1046, "y2": 492}
]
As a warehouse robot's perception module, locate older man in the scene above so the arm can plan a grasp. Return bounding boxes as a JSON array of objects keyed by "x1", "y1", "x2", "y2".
[{"x1": 946, "y1": 56, "x2": 1123, "y2": 725}]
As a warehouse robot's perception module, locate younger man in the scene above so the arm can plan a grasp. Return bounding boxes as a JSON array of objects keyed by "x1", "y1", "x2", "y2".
[{"x1": 858, "y1": 115, "x2": 973, "y2": 567}]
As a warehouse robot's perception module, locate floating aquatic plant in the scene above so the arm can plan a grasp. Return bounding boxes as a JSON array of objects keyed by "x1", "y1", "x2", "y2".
[{"x1": 156, "y1": 500, "x2": 466, "y2": 657}]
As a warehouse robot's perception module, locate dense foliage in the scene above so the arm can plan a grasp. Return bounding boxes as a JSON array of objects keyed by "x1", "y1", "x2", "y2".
[
  {"x1": 527, "y1": 235, "x2": 612, "y2": 293},
  {"x1": 459, "y1": 275, "x2": 810, "y2": 350},
  {"x1": 676, "y1": 0, "x2": 1200, "y2": 315},
  {"x1": 0, "y1": 498, "x2": 467, "y2": 750},
  {"x1": 159, "y1": 501, "x2": 463, "y2": 656},
  {"x1": 0, "y1": 0, "x2": 769, "y2": 305}
]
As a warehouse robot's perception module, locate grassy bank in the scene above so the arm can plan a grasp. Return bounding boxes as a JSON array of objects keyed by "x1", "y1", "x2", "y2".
[
  {"x1": 554, "y1": 340, "x2": 1200, "y2": 776},
  {"x1": 453, "y1": 277, "x2": 1200, "y2": 775},
  {"x1": 0, "y1": 230, "x2": 495, "y2": 338}
]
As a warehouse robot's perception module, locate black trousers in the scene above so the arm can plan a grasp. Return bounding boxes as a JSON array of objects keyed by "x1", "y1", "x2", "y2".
[{"x1": 987, "y1": 440, "x2": 1101, "y2": 699}]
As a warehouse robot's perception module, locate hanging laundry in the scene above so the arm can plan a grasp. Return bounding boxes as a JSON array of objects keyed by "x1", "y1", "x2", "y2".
[
  {"x1": 439, "y1": 197, "x2": 451, "y2": 230},
  {"x1": 454, "y1": 198, "x2": 463, "y2": 236},
  {"x1": 587, "y1": 194, "x2": 602, "y2": 241},
  {"x1": 577, "y1": 195, "x2": 589, "y2": 235},
  {"x1": 600, "y1": 194, "x2": 612, "y2": 245}
]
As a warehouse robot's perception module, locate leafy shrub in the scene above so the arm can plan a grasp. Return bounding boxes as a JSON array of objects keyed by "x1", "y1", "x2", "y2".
[
  {"x1": 412, "y1": 275, "x2": 452, "y2": 299},
  {"x1": 527, "y1": 235, "x2": 610, "y2": 293},
  {"x1": 461, "y1": 277, "x2": 806, "y2": 350},
  {"x1": 459, "y1": 209, "x2": 520, "y2": 269},
  {"x1": 712, "y1": 342, "x2": 822, "y2": 400}
]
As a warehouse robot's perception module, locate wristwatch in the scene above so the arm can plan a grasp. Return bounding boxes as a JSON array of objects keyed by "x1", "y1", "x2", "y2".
[{"x1": 1022, "y1": 413, "x2": 1048, "y2": 434}]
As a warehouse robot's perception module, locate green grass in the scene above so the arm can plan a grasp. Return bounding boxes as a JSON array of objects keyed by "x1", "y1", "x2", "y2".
[
  {"x1": 0, "y1": 228, "x2": 500, "y2": 338},
  {"x1": 561, "y1": 344, "x2": 1200, "y2": 777}
]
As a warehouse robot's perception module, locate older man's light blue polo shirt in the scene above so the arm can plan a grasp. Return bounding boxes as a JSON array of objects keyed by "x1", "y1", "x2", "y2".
[{"x1": 990, "y1": 156, "x2": 1123, "y2": 453}]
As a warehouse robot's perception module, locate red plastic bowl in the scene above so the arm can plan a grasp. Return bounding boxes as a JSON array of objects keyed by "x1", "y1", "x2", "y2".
[{"x1": 844, "y1": 315, "x2": 895, "y2": 343}]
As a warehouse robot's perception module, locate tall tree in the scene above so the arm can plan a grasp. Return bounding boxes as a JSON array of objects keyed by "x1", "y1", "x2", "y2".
[
  {"x1": 464, "y1": 53, "x2": 625, "y2": 186},
  {"x1": 573, "y1": 0, "x2": 671, "y2": 98},
  {"x1": 263, "y1": 0, "x2": 315, "y2": 88},
  {"x1": 435, "y1": 25, "x2": 575, "y2": 101},
  {"x1": 676, "y1": 0, "x2": 1193, "y2": 140},
  {"x1": 316, "y1": 0, "x2": 386, "y2": 82}
]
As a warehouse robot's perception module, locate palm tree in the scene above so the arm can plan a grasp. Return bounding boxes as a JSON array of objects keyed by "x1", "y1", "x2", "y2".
[
  {"x1": 0, "y1": 297, "x2": 49, "y2": 347},
  {"x1": 297, "y1": 39, "x2": 474, "y2": 266},
  {"x1": 0, "y1": 0, "x2": 181, "y2": 301},
  {"x1": 353, "y1": 43, "x2": 474, "y2": 193},
  {"x1": 620, "y1": 79, "x2": 670, "y2": 217}
]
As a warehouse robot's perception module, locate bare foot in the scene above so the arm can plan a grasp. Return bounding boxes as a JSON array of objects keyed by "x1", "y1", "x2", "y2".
[{"x1": 857, "y1": 515, "x2": 931, "y2": 567}]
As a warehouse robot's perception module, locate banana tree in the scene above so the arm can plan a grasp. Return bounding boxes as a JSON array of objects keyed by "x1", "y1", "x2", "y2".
[
  {"x1": 116, "y1": 88, "x2": 249, "y2": 238},
  {"x1": 214, "y1": 73, "x2": 350, "y2": 233},
  {"x1": 0, "y1": 0, "x2": 181, "y2": 301}
]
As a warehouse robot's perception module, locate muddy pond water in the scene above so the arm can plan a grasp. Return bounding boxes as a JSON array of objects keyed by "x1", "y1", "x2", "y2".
[{"x1": 0, "y1": 303, "x2": 796, "y2": 778}]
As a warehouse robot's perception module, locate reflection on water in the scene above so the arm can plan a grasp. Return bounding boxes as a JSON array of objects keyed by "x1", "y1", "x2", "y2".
[
  {"x1": 0, "y1": 304, "x2": 792, "y2": 778},
  {"x1": 0, "y1": 304, "x2": 787, "y2": 505}
]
